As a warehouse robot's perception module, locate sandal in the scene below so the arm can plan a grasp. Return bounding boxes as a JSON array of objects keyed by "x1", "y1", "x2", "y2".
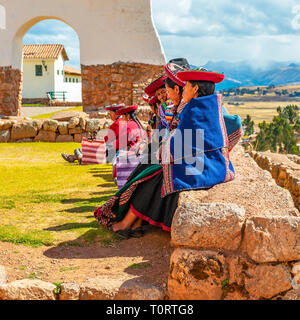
[
  {"x1": 108, "y1": 225, "x2": 131, "y2": 240},
  {"x1": 61, "y1": 153, "x2": 75, "y2": 163},
  {"x1": 130, "y1": 226, "x2": 144, "y2": 238}
]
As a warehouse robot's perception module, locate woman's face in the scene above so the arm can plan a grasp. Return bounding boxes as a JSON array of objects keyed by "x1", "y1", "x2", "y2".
[
  {"x1": 155, "y1": 87, "x2": 167, "y2": 103},
  {"x1": 182, "y1": 81, "x2": 198, "y2": 104},
  {"x1": 110, "y1": 111, "x2": 117, "y2": 121},
  {"x1": 165, "y1": 84, "x2": 181, "y2": 105}
]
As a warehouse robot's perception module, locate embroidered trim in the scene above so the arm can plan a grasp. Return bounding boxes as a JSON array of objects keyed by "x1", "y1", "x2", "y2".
[
  {"x1": 94, "y1": 168, "x2": 163, "y2": 228},
  {"x1": 130, "y1": 204, "x2": 171, "y2": 232}
]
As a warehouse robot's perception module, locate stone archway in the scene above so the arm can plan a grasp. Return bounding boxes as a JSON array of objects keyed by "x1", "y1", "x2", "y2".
[{"x1": 0, "y1": 0, "x2": 166, "y2": 116}]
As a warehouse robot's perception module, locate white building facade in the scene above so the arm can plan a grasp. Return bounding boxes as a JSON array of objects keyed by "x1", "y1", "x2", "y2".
[{"x1": 22, "y1": 44, "x2": 82, "y2": 103}]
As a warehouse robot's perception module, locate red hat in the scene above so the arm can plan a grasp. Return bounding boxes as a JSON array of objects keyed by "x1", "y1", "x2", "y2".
[
  {"x1": 105, "y1": 103, "x2": 125, "y2": 111},
  {"x1": 164, "y1": 63, "x2": 189, "y2": 87},
  {"x1": 116, "y1": 105, "x2": 138, "y2": 116},
  {"x1": 144, "y1": 75, "x2": 167, "y2": 96},
  {"x1": 148, "y1": 95, "x2": 159, "y2": 105},
  {"x1": 177, "y1": 68, "x2": 225, "y2": 84}
]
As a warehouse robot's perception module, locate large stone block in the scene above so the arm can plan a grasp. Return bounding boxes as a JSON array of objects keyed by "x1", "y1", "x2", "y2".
[
  {"x1": 68, "y1": 117, "x2": 80, "y2": 129},
  {"x1": 79, "y1": 277, "x2": 164, "y2": 300},
  {"x1": 34, "y1": 130, "x2": 56, "y2": 142},
  {"x1": 244, "y1": 265, "x2": 292, "y2": 299},
  {"x1": 11, "y1": 121, "x2": 38, "y2": 140},
  {"x1": 56, "y1": 135, "x2": 73, "y2": 143},
  {"x1": 0, "y1": 280, "x2": 56, "y2": 300},
  {"x1": 171, "y1": 202, "x2": 246, "y2": 251},
  {"x1": 58, "y1": 122, "x2": 69, "y2": 135},
  {"x1": 86, "y1": 119, "x2": 102, "y2": 132},
  {"x1": 43, "y1": 120, "x2": 58, "y2": 132},
  {"x1": 60, "y1": 283, "x2": 80, "y2": 300},
  {"x1": 244, "y1": 215, "x2": 300, "y2": 263},
  {"x1": 168, "y1": 248, "x2": 228, "y2": 300}
]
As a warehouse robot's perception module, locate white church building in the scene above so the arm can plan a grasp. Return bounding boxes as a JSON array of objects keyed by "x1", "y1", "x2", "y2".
[{"x1": 22, "y1": 44, "x2": 82, "y2": 104}]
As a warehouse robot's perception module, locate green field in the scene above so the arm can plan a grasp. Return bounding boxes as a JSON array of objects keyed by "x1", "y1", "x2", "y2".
[{"x1": 0, "y1": 143, "x2": 119, "y2": 247}]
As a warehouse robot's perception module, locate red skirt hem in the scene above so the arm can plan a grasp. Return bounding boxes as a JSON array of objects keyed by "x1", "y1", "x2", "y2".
[{"x1": 130, "y1": 204, "x2": 171, "y2": 232}]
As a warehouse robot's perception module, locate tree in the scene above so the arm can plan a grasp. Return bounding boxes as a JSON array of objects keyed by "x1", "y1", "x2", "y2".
[
  {"x1": 242, "y1": 114, "x2": 255, "y2": 136},
  {"x1": 254, "y1": 105, "x2": 299, "y2": 154}
]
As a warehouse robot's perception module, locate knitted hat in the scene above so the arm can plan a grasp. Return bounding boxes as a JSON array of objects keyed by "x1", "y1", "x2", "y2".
[{"x1": 164, "y1": 63, "x2": 189, "y2": 87}]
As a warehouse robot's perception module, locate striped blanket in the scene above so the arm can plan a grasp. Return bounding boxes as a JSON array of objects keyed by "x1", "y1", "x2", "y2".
[{"x1": 81, "y1": 137, "x2": 107, "y2": 165}]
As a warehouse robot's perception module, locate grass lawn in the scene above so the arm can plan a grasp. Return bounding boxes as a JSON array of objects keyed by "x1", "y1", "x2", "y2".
[
  {"x1": 0, "y1": 142, "x2": 119, "y2": 248},
  {"x1": 31, "y1": 106, "x2": 83, "y2": 120}
]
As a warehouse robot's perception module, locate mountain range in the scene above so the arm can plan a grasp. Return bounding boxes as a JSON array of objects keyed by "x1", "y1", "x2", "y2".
[{"x1": 201, "y1": 61, "x2": 300, "y2": 91}]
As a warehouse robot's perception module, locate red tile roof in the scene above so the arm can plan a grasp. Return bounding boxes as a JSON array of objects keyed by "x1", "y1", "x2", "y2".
[
  {"x1": 23, "y1": 44, "x2": 69, "y2": 61},
  {"x1": 64, "y1": 65, "x2": 81, "y2": 75}
]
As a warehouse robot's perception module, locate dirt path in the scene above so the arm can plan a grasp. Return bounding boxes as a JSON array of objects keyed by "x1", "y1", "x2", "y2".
[{"x1": 0, "y1": 226, "x2": 171, "y2": 287}]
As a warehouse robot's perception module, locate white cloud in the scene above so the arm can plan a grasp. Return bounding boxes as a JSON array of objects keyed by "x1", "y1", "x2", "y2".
[{"x1": 151, "y1": 0, "x2": 300, "y2": 64}]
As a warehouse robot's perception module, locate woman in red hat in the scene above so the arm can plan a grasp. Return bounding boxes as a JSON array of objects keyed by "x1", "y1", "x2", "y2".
[
  {"x1": 94, "y1": 63, "x2": 189, "y2": 239},
  {"x1": 113, "y1": 105, "x2": 147, "y2": 152},
  {"x1": 61, "y1": 103, "x2": 124, "y2": 164}
]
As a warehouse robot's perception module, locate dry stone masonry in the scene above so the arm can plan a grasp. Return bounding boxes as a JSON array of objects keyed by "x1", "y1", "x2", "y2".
[
  {"x1": 81, "y1": 63, "x2": 164, "y2": 112},
  {"x1": 249, "y1": 151, "x2": 300, "y2": 211},
  {"x1": 168, "y1": 146, "x2": 300, "y2": 300},
  {"x1": 0, "y1": 67, "x2": 23, "y2": 117}
]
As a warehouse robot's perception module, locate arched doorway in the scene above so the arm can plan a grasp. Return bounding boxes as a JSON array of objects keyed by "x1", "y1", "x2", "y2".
[
  {"x1": 21, "y1": 19, "x2": 82, "y2": 107},
  {"x1": 0, "y1": 0, "x2": 166, "y2": 117}
]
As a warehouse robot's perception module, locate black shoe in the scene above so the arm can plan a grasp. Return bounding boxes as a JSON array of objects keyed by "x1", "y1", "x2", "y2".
[
  {"x1": 61, "y1": 153, "x2": 75, "y2": 163},
  {"x1": 108, "y1": 225, "x2": 131, "y2": 240},
  {"x1": 130, "y1": 227, "x2": 144, "y2": 238}
]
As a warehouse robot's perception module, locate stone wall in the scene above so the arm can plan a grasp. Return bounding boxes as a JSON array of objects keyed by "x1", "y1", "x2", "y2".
[
  {"x1": 249, "y1": 151, "x2": 300, "y2": 211},
  {"x1": 0, "y1": 66, "x2": 22, "y2": 117},
  {"x1": 167, "y1": 147, "x2": 300, "y2": 300},
  {"x1": 0, "y1": 109, "x2": 152, "y2": 143},
  {"x1": 81, "y1": 62, "x2": 164, "y2": 112},
  {"x1": 0, "y1": 116, "x2": 112, "y2": 143},
  {"x1": 0, "y1": 272, "x2": 165, "y2": 300}
]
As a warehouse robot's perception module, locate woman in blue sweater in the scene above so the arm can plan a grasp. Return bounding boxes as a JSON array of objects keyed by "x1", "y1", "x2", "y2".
[{"x1": 94, "y1": 65, "x2": 236, "y2": 239}]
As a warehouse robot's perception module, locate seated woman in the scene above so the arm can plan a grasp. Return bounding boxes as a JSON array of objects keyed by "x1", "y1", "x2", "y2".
[
  {"x1": 112, "y1": 105, "x2": 148, "y2": 188},
  {"x1": 95, "y1": 67, "x2": 236, "y2": 239},
  {"x1": 93, "y1": 63, "x2": 196, "y2": 239},
  {"x1": 61, "y1": 103, "x2": 124, "y2": 164}
]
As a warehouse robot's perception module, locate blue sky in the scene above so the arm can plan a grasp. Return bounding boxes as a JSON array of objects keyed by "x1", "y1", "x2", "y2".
[{"x1": 23, "y1": 0, "x2": 300, "y2": 70}]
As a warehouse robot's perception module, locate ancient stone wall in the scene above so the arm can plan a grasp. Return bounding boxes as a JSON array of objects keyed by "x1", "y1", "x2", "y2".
[
  {"x1": 168, "y1": 147, "x2": 300, "y2": 300},
  {"x1": 0, "y1": 116, "x2": 112, "y2": 143},
  {"x1": 0, "y1": 66, "x2": 22, "y2": 117},
  {"x1": 249, "y1": 151, "x2": 300, "y2": 211},
  {"x1": 81, "y1": 63, "x2": 164, "y2": 112}
]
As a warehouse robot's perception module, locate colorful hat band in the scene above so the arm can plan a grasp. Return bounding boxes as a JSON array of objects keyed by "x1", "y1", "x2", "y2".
[{"x1": 164, "y1": 63, "x2": 188, "y2": 87}]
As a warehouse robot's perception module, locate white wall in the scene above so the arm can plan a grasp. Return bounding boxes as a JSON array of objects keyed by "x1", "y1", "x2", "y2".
[
  {"x1": 62, "y1": 82, "x2": 82, "y2": 102},
  {"x1": 22, "y1": 59, "x2": 55, "y2": 99},
  {"x1": 0, "y1": 0, "x2": 166, "y2": 70}
]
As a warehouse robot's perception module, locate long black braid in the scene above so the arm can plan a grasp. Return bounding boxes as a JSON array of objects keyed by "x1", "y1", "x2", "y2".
[{"x1": 128, "y1": 111, "x2": 146, "y2": 139}]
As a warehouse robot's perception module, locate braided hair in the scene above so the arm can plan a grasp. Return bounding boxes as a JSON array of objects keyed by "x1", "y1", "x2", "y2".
[{"x1": 129, "y1": 111, "x2": 146, "y2": 138}]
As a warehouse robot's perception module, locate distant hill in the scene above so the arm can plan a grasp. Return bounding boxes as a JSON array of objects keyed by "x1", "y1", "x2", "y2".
[{"x1": 202, "y1": 61, "x2": 300, "y2": 91}]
